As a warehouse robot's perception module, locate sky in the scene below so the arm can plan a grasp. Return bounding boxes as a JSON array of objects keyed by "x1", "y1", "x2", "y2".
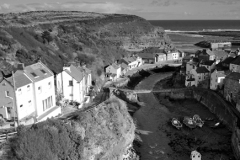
[{"x1": 0, "y1": 0, "x2": 240, "y2": 20}]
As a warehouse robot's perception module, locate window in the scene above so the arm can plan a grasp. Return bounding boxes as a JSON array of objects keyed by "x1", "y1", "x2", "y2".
[
  {"x1": 27, "y1": 85, "x2": 30, "y2": 91},
  {"x1": 43, "y1": 96, "x2": 53, "y2": 111},
  {"x1": 31, "y1": 72, "x2": 38, "y2": 78},
  {"x1": 28, "y1": 100, "x2": 32, "y2": 106},
  {"x1": 5, "y1": 91, "x2": 10, "y2": 97},
  {"x1": 18, "y1": 88, "x2": 22, "y2": 95},
  {"x1": 48, "y1": 82, "x2": 51, "y2": 89},
  {"x1": 20, "y1": 105, "x2": 23, "y2": 108},
  {"x1": 38, "y1": 86, "x2": 42, "y2": 93},
  {"x1": 69, "y1": 80, "x2": 73, "y2": 86},
  {"x1": 40, "y1": 69, "x2": 47, "y2": 75}
]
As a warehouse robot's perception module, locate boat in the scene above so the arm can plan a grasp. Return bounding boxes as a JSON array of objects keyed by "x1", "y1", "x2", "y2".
[
  {"x1": 171, "y1": 118, "x2": 182, "y2": 129},
  {"x1": 193, "y1": 115, "x2": 204, "y2": 127},
  {"x1": 183, "y1": 116, "x2": 196, "y2": 129}
]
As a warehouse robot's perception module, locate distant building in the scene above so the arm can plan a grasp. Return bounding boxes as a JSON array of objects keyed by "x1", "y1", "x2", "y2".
[
  {"x1": 199, "y1": 60, "x2": 215, "y2": 71},
  {"x1": 210, "y1": 41, "x2": 231, "y2": 49},
  {"x1": 185, "y1": 66, "x2": 209, "y2": 87},
  {"x1": 230, "y1": 56, "x2": 240, "y2": 73},
  {"x1": 155, "y1": 53, "x2": 167, "y2": 63},
  {"x1": 186, "y1": 58, "x2": 199, "y2": 75},
  {"x1": 105, "y1": 63, "x2": 121, "y2": 81},
  {"x1": 138, "y1": 52, "x2": 154, "y2": 64},
  {"x1": 224, "y1": 72, "x2": 240, "y2": 103},
  {"x1": 210, "y1": 69, "x2": 226, "y2": 90}
]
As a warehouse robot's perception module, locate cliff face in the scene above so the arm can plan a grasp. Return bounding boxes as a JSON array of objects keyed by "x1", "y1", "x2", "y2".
[
  {"x1": 4, "y1": 97, "x2": 135, "y2": 160},
  {"x1": 0, "y1": 11, "x2": 172, "y2": 80}
]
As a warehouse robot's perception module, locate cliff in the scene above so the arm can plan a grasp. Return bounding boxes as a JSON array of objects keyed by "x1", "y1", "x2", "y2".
[
  {"x1": 2, "y1": 97, "x2": 135, "y2": 160},
  {"x1": 0, "y1": 11, "x2": 172, "y2": 82}
]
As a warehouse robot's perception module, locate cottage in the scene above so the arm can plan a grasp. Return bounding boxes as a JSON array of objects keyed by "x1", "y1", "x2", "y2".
[
  {"x1": 57, "y1": 64, "x2": 86, "y2": 105},
  {"x1": 186, "y1": 58, "x2": 199, "y2": 75},
  {"x1": 138, "y1": 52, "x2": 154, "y2": 64},
  {"x1": 155, "y1": 53, "x2": 166, "y2": 63},
  {"x1": 199, "y1": 60, "x2": 215, "y2": 71},
  {"x1": 22, "y1": 62, "x2": 61, "y2": 122},
  {"x1": 210, "y1": 69, "x2": 226, "y2": 90},
  {"x1": 230, "y1": 56, "x2": 240, "y2": 73},
  {"x1": 186, "y1": 66, "x2": 209, "y2": 87},
  {"x1": 105, "y1": 63, "x2": 121, "y2": 81},
  {"x1": 224, "y1": 72, "x2": 240, "y2": 103},
  {"x1": 0, "y1": 79, "x2": 15, "y2": 120},
  {"x1": 195, "y1": 49, "x2": 215, "y2": 61}
]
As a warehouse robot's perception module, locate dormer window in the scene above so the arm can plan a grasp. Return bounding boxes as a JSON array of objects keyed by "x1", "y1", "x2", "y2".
[
  {"x1": 40, "y1": 69, "x2": 47, "y2": 75},
  {"x1": 31, "y1": 72, "x2": 38, "y2": 78}
]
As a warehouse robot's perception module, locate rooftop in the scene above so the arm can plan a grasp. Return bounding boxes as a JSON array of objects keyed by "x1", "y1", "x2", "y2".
[
  {"x1": 138, "y1": 52, "x2": 154, "y2": 59},
  {"x1": 22, "y1": 62, "x2": 53, "y2": 82},
  {"x1": 196, "y1": 66, "x2": 209, "y2": 73},
  {"x1": 200, "y1": 60, "x2": 215, "y2": 66},
  {"x1": 64, "y1": 65, "x2": 84, "y2": 82},
  {"x1": 230, "y1": 56, "x2": 240, "y2": 65},
  {"x1": 225, "y1": 72, "x2": 240, "y2": 81},
  {"x1": 7, "y1": 73, "x2": 32, "y2": 89}
]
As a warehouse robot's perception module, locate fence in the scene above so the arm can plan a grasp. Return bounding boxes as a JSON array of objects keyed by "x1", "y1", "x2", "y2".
[{"x1": 0, "y1": 132, "x2": 17, "y2": 143}]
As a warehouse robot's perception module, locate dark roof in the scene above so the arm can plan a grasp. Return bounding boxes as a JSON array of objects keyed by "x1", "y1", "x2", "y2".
[
  {"x1": 64, "y1": 65, "x2": 84, "y2": 82},
  {"x1": 24, "y1": 62, "x2": 53, "y2": 82},
  {"x1": 138, "y1": 52, "x2": 154, "y2": 59},
  {"x1": 231, "y1": 56, "x2": 240, "y2": 65},
  {"x1": 225, "y1": 72, "x2": 240, "y2": 81},
  {"x1": 140, "y1": 47, "x2": 166, "y2": 54},
  {"x1": 201, "y1": 60, "x2": 215, "y2": 66},
  {"x1": 222, "y1": 57, "x2": 235, "y2": 64},
  {"x1": 196, "y1": 66, "x2": 209, "y2": 73}
]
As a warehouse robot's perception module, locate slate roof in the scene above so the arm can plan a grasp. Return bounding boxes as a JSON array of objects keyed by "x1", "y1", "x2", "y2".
[
  {"x1": 64, "y1": 65, "x2": 84, "y2": 82},
  {"x1": 138, "y1": 52, "x2": 154, "y2": 59},
  {"x1": 196, "y1": 66, "x2": 209, "y2": 73},
  {"x1": 201, "y1": 60, "x2": 215, "y2": 66},
  {"x1": 120, "y1": 63, "x2": 128, "y2": 70},
  {"x1": 231, "y1": 56, "x2": 240, "y2": 65},
  {"x1": 225, "y1": 72, "x2": 240, "y2": 81},
  {"x1": 111, "y1": 63, "x2": 120, "y2": 69},
  {"x1": 222, "y1": 57, "x2": 235, "y2": 64},
  {"x1": 24, "y1": 62, "x2": 53, "y2": 82},
  {"x1": 212, "y1": 50, "x2": 228, "y2": 60},
  {"x1": 6, "y1": 72, "x2": 32, "y2": 89}
]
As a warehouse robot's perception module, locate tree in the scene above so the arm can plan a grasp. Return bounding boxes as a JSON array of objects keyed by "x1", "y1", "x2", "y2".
[{"x1": 42, "y1": 31, "x2": 53, "y2": 43}]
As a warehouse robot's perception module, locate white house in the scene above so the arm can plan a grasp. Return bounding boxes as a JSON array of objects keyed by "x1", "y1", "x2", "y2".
[
  {"x1": 123, "y1": 56, "x2": 143, "y2": 70},
  {"x1": 56, "y1": 65, "x2": 86, "y2": 105},
  {"x1": 23, "y1": 62, "x2": 61, "y2": 122},
  {"x1": 186, "y1": 60, "x2": 198, "y2": 75},
  {"x1": 186, "y1": 66, "x2": 209, "y2": 87},
  {"x1": 78, "y1": 66, "x2": 92, "y2": 94},
  {"x1": 210, "y1": 69, "x2": 226, "y2": 90},
  {"x1": 105, "y1": 63, "x2": 121, "y2": 81}
]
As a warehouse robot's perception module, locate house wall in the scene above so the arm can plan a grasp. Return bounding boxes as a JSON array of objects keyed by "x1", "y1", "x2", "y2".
[
  {"x1": 15, "y1": 83, "x2": 35, "y2": 120},
  {"x1": 116, "y1": 68, "x2": 121, "y2": 79},
  {"x1": 56, "y1": 73, "x2": 63, "y2": 94},
  {"x1": 230, "y1": 64, "x2": 240, "y2": 73},
  {"x1": 62, "y1": 71, "x2": 81, "y2": 103},
  {"x1": 34, "y1": 76, "x2": 56, "y2": 118},
  {"x1": 186, "y1": 63, "x2": 197, "y2": 75},
  {"x1": 224, "y1": 78, "x2": 240, "y2": 103},
  {"x1": 156, "y1": 54, "x2": 166, "y2": 63},
  {"x1": 191, "y1": 70, "x2": 209, "y2": 86},
  {"x1": 167, "y1": 53, "x2": 173, "y2": 61},
  {"x1": 128, "y1": 61, "x2": 139, "y2": 70},
  {"x1": 0, "y1": 80, "x2": 15, "y2": 120},
  {"x1": 172, "y1": 52, "x2": 179, "y2": 60}
]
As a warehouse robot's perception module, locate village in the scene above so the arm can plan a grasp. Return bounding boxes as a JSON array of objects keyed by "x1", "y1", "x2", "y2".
[{"x1": 0, "y1": 40, "x2": 239, "y2": 141}]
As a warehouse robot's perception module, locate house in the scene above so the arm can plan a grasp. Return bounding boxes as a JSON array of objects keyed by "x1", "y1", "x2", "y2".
[
  {"x1": 155, "y1": 53, "x2": 167, "y2": 63},
  {"x1": 166, "y1": 52, "x2": 173, "y2": 61},
  {"x1": 56, "y1": 64, "x2": 86, "y2": 105},
  {"x1": 105, "y1": 63, "x2": 121, "y2": 81},
  {"x1": 216, "y1": 57, "x2": 235, "y2": 70},
  {"x1": 22, "y1": 62, "x2": 61, "y2": 122},
  {"x1": 6, "y1": 72, "x2": 35, "y2": 125},
  {"x1": 210, "y1": 69, "x2": 226, "y2": 90},
  {"x1": 0, "y1": 79, "x2": 15, "y2": 120},
  {"x1": 186, "y1": 58, "x2": 199, "y2": 75},
  {"x1": 210, "y1": 41, "x2": 231, "y2": 49},
  {"x1": 122, "y1": 56, "x2": 142, "y2": 70},
  {"x1": 199, "y1": 60, "x2": 215, "y2": 71},
  {"x1": 212, "y1": 50, "x2": 228, "y2": 64},
  {"x1": 186, "y1": 66, "x2": 209, "y2": 87},
  {"x1": 195, "y1": 49, "x2": 215, "y2": 61},
  {"x1": 138, "y1": 52, "x2": 154, "y2": 64},
  {"x1": 224, "y1": 72, "x2": 240, "y2": 103},
  {"x1": 78, "y1": 66, "x2": 92, "y2": 94},
  {"x1": 119, "y1": 61, "x2": 128, "y2": 76},
  {"x1": 230, "y1": 56, "x2": 240, "y2": 73}
]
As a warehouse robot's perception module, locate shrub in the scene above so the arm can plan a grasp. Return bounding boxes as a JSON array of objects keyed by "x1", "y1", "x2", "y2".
[
  {"x1": 77, "y1": 53, "x2": 95, "y2": 65},
  {"x1": 42, "y1": 31, "x2": 53, "y2": 43}
]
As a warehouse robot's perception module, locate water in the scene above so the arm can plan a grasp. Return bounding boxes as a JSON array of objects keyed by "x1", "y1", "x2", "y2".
[{"x1": 148, "y1": 20, "x2": 240, "y2": 32}]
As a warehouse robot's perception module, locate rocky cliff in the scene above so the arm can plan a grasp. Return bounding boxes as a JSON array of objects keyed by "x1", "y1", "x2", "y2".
[
  {"x1": 2, "y1": 97, "x2": 135, "y2": 160},
  {"x1": 0, "y1": 11, "x2": 172, "y2": 81}
]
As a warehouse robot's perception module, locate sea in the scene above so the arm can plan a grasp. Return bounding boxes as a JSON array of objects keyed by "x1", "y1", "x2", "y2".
[
  {"x1": 148, "y1": 20, "x2": 240, "y2": 32},
  {"x1": 148, "y1": 20, "x2": 240, "y2": 51}
]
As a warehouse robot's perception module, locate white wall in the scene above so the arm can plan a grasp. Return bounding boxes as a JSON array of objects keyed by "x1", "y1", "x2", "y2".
[
  {"x1": 15, "y1": 83, "x2": 35, "y2": 120},
  {"x1": 34, "y1": 76, "x2": 56, "y2": 118}
]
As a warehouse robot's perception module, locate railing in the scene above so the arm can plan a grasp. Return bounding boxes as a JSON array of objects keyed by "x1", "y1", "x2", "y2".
[{"x1": 0, "y1": 132, "x2": 17, "y2": 143}]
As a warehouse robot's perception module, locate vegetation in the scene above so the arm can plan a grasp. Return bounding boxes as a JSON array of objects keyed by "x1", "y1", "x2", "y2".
[{"x1": 7, "y1": 119, "x2": 83, "y2": 160}]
